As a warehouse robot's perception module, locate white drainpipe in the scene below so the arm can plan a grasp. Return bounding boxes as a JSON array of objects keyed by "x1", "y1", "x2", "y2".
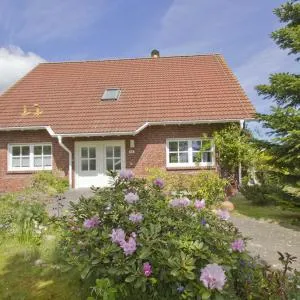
[
  {"x1": 238, "y1": 120, "x2": 245, "y2": 186},
  {"x1": 57, "y1": 135, "x2": 72, "y2": 189}
]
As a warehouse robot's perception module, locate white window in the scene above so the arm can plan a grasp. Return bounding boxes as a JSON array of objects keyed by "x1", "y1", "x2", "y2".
[
  {"x1": 166, "y1": 138, "x2": 214, "y2": 167},
  {"x1": 8, "y1": 144, "x2": 52, "y2": 171},
  {"x1": 105, "y1": 145, "x2": 121, "y2": 171},
  {"x1": 80, "y1": 147, "x2": 97, "y2": 171}
]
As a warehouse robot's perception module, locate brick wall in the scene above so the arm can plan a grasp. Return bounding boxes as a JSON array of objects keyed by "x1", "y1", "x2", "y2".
[{"x1": 0, "y1": 124, "x2": 225, "y2": 192}]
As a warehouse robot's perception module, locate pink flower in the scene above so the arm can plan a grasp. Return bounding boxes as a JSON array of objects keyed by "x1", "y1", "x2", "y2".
[
  {"x1": 124, "y1": 192, "x2": 139, "y2": 204},
  {"x1": 143, "y1": 262, "x2": 152, "y2": 277},
  {"x1": 120, "y1": 169, "x2": 134, "y2": 180},
  {"x1": 200, "y1": 263, "x2": 226, "y2": 291},
  {"x1": 153, "y1": 178, "x2": 164, "y2": 189},
  {"x1": 231, "y1": 239, "x2": 245, "y2": 252},
  {"x1": 83, "y1": 216, "x2": 100, "y2": 229},
  {"x1": 194, "y1": 199, "x2": 206, "y2": 210},
  {"x1": 169, "y1": 197, "x2": 191, "y2": 208},
  {"x1": 129, "y1": 213, "x2": 143, "y2": 223},
  {"x1": 217, "y1": 209, "x2": 230, "y2": 221},
  {"x1": 111, "y1": 228, "x2": 126, "y2": 244},
  {"x1": 120, "y1": 237, "x2": 137, "y2": 256}
]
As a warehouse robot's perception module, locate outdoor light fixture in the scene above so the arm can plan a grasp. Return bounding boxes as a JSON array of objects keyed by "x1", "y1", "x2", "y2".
[{"x1": 130, "y1": 139, "x2": 135, "y2": 148}]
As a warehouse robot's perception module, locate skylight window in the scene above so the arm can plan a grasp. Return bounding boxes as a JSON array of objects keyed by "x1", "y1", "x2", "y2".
[{"x1": 101, "y1": 88, "x2": 121, "y2": 101}]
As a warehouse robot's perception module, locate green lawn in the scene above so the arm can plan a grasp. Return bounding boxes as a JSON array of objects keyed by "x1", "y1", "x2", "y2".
[
  {"x1": 0, "y1": 233, "x2": 87, "y2": 300},
  {"x1": 231, "y1": 193, "x2": 300, "y2": 230}
]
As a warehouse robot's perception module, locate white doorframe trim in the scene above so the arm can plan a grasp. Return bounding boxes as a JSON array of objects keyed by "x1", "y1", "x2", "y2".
[{"x1": 74, "y1": 140, "x2": 126, "y2": 189}]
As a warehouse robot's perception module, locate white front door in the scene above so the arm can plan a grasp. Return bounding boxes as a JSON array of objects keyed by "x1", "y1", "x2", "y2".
[{"x1": 75, "y1": 140, "x2": 125, "y2": 188}]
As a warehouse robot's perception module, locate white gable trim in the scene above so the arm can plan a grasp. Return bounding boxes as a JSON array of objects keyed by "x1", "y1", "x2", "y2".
[{"x1": 0, "y1": 126, "x2": 55, "y2": 136}]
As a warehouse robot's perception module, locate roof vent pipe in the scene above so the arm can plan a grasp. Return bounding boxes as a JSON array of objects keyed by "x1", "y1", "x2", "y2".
[{"x1": 151, "y1": 49, "x2": 160, "y2": 58}]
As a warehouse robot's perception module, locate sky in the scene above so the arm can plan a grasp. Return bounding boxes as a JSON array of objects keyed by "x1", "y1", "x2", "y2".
[{"x1": 0, "y1": 0, "x2": 298, "y2": 137}]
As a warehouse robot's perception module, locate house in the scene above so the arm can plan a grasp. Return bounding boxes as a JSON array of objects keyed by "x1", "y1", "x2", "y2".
[{"x1": 0, "y1": 52, "x2": 255, "y2": 192}]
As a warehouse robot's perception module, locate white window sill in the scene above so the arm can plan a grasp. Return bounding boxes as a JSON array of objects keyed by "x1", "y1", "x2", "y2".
[
  {"x1": 8, "y1": 167, "x2": 52, "y2": 173},
  {"x1": 166, "y1": 163, "x2": 215, "y2": 169}
]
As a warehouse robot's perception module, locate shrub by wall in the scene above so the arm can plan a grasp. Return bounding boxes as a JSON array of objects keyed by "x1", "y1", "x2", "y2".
[{"x1": 146, "y1": 168, "x2": 228, "y2": 206}]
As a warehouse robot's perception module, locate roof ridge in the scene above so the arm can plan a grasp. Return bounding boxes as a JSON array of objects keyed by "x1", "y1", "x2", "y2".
[{"x1": 40, "y1": 53, "x2": 222, "y2": 65}]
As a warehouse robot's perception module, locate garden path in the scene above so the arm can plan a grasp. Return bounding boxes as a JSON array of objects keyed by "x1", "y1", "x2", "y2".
[
  {"x1": 231, "y1": 214, "x2": 300, "y2": 270},
  {"x1": 48, "y1": 188, "x2": 93, "y2": 216}
]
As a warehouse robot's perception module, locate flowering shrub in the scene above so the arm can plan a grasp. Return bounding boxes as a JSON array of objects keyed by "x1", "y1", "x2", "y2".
[
  {"x1": 59, "y1": 172, "x2": 298, "y2": 299},
  {"x1": 146, "y1": 168, "x2": 228, "y2": 206}
]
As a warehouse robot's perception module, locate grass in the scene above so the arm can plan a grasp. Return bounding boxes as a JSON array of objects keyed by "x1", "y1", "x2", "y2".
[
  {"x1": 0, "y1": 232, "x2": 88, "y2": 300},
  {"x1": 231, "y1": 193, "x2": 300, "y2": 230}
]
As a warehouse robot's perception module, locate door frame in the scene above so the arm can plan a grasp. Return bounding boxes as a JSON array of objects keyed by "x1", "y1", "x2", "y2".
[{"x1": 74, "y1": 140, "x2": 126, "y2": 188}]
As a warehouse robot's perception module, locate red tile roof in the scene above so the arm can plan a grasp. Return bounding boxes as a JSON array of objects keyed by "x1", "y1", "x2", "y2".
[{"x1": 0, "y1": 54, "x2": 255, "y2": 135}]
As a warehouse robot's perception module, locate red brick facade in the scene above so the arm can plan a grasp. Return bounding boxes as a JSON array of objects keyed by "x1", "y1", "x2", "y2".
[{"x1": 0, "y1": 124, "x2": 225, "y2": 192}]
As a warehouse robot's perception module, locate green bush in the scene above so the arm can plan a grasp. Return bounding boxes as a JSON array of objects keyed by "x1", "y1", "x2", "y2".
[
  {"x1": 240, "y1": 184, "x2": 278, "y2": 206},
  {"x1": 240, "y1": 170, "x2": 300, "y2": 208},
  {"x1": 31, "y1": 171, "x2": 69, "y2": 195},
  {"x1": 15, "y1": 201, "x2": 48, "y2": 244},
  {"x1": 0, "y1": 193, "x2": 16, "y2": 232},
  {"x1": 147, "y1": 168, "x2": 228, "y2": 206},
  {"x1": 0, "y1": 192, "x2": 48, "y2": 244},
  {"x1": 57, "y1": 172, "x2": 298, "y2": 299}
]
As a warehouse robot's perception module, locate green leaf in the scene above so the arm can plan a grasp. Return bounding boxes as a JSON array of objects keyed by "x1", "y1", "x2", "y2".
[
  {"x1": 185, "y1": 272, "x2": 196, "y2": 280},
  {"x1": 139, "y1": 248, "x2": 151, "y2": 259},
  {"x1": 80, "y1": 266, "x2": 91, "y2": 280},
  {"x1": 125, "y1": 275, "x2": 136, "y2": 283},
  {"x1": 91, "y1": 258, "x2": 102, "y2": 265},
  {"x1": 214, "y1": 294, "x2": 225, "y2": 300},
  {"x1": 201, "y1": 290, "x2": 211, "y2": 299}
]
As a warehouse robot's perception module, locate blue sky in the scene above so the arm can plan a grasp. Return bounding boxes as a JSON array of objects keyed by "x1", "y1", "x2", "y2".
[{"x1": 0, "y1": 0, "x2": 298, "y2": 136}]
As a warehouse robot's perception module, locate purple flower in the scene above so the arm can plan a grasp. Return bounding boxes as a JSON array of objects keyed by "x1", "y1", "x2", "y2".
[
  {"x1": 120, "y1": 237, "x2": 137, "y2": 256},
  {"x1": 143, "y1": 262, "x2": 152, "y2": 277},
  {"x1": 231, "y1": 239, "x2": 245, "y2": 252},
  {"x1": 169, "y1": 197, "x2": 191, "y2": 208},
  {"x1": 217, "y1": 209, "x2": 230, "y2": 221},
  {"x1": 129, "y1": 212, "x2": 143, "y2": 223},
  {"x1": 201, "y1": 218, "x2": 207, "y2": 226},
  {"x1": 177, "y1": 285, "x2": 185, "y2": 293},
  {"x1": 200, "y1": 263, "x2": 226, "y2": 291},
  {"x1": 194, "y1": 199, "x2": 206, "y2": 210},
  {"x1": 153, "y1": 178, "x2": 164, "y2": 189},
  {"x1": 111, "y1": 228, "x2": 126, "y2": 244},
  {"x1": 119, "y1": 169, "x2": 134, "y2": 180},
  {"x1": 83, "y1": 216, "x2": 100, "y2": 229},
  {"x1": 124, "y1": 192, "x2": 139, "y2": 204}
]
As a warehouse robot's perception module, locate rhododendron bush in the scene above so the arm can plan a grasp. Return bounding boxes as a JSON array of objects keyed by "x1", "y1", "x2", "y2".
[{"x1": 59, "y1": 172, "x2": 298, "y2": 299}]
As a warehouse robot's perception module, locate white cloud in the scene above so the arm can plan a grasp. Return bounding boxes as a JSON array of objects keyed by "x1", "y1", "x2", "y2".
[
  {"x1": 234, "y1": 44, "x2": 298, "y2": 113},
  {"x1": 0, "y1": 46, "x2": 45, "y2": 93}
]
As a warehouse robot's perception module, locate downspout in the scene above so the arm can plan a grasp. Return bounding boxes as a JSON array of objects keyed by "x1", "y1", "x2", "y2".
[
  {"x1": 238, "y1": 120, "x2": 245, "y2": 187},
  {"x1": 57, "y1": 135, "x2": 72, "y2": 189}
]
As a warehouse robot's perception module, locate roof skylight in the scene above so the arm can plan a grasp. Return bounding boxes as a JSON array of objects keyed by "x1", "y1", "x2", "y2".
[{"x1": 101, "y1": 88, "x2": 121, "y2": 101}]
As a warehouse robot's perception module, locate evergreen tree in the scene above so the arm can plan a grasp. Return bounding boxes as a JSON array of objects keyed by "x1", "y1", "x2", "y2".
[{"x1": 256, "y1": 0, "x2": 300, "y2": 200}]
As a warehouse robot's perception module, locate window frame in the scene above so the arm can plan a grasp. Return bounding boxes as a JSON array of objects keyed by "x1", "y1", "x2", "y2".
[
  {"x1": 166, "y1": 138, "x2": 215, "y2": 168},
  {"x1": 8, "y1": 143, "x2": 53, "y2": 172},
  {"x1": 105, "y1": 145, "x2": 122, "y2": 172},
  {"x1": 101, "y1": 88, "x2": 121, "y2": 101},
  {"x1": 80, "y1": 146, "x2": 97, "y2": 172}
]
